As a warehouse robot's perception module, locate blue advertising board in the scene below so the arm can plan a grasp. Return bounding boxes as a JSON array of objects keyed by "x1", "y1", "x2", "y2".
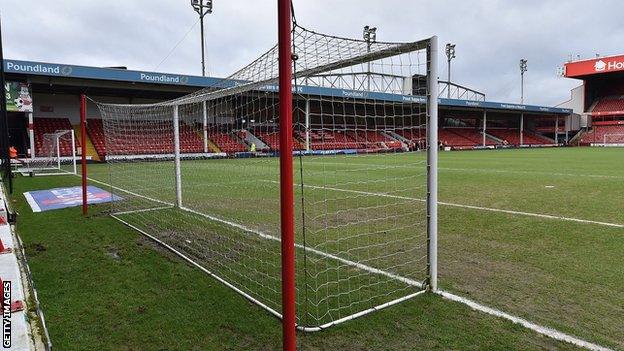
[
  {"x1": 24, "y1": 186, "x2": 122, "y2": 212},
  {"x1": 4, "y1": 59, "x2": 572, "y2": 115}
]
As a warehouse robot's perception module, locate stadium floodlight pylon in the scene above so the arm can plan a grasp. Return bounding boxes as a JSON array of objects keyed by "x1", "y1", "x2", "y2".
[
  {"x1": 27, "y1": 130, "x2": 77, "y2": 176},
  {"x1": 94, "y1": 8, "x2": 438, "y2": 336}
]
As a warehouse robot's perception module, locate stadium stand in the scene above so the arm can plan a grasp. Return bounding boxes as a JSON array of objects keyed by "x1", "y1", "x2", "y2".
[
  {"x1": 87, "y1": 119, "x2": 107, "y2": 157},
  {"x1": 345, "y1": 130, "x2": 403, "y2": 150},
  {"x1": 592, "y1": 97, "x2": 624, "y2": 114},
  {"x1": 299, "y1": 129, "x2": 360, "y2": 150},
  {"x1": 82, "y1": 119, "x2": 564, "y2": 157},
  {"x1": 576, "y1": 96, "x2": 624, "y2": 144},
  {"x1": 487, "y1": 128, "x2": 552, "y2": 145},
  {"x1": 394, "y1": 128, "x2": 426, "y2": 141},
  {"x1": 255, "y1": 129, "x2": 303, "y2": 151},
  {"x1": 114, "y1": 121, "x2": 173, "y2": 155},
  {"x1": 579, "y1": 122, "x2": 624, "y2": 144},
  {"x1": 87, "y1": 119, "x2": 204, "y2": 156},
  {"x1": 438, "y1": 128, "x2": 480, "y2": 148},
  {"x1": 208, "y1": 131, "x2": 248, "y2": 153},
  {"x1": 446, "y1": 128, "x2": 496, "y2": 146},
  {"x1": 34, "y1": 117, "x2": 81, "y2": 156},
  {"x1": 179, "y1": 124, "x2": 204, "y2": 153},
  {"x1": 393, "y1": 128, "x2": 426, "y2": 149}
]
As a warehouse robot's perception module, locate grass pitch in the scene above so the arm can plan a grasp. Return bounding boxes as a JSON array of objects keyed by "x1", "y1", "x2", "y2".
[{"x1": 11, "y1": 147, "x2": 623, "y2": 350}]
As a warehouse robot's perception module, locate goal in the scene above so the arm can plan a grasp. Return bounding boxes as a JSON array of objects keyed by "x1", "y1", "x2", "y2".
[
  {"x1": 27, "y1": 130, "x2": 77, "y2": 176},
  {"x1": 94, "y1": 12, "x2": 438, "y2": 334},
  {"x1": 602, "y1": 133, "x2": 624, "y2": 146}
]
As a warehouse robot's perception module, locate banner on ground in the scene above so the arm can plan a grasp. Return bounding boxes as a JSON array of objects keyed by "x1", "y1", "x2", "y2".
[
  {"x1": 24, "y1": 186, "x2": 122, "y2": 212},
  {"x1": 4, "y1": 82, "x2": 33, "y2": 113}
]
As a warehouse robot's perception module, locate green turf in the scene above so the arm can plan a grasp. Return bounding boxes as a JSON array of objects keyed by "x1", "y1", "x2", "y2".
[{"x1": 11, "y1": 147, "x2": 623, "y2": 350}]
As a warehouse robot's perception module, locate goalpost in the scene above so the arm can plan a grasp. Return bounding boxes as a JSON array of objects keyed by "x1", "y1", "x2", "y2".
[
  {"x1": 26, "y1": 130, "x2": 77, "y2": 176},
  {"x1": 602, "y1": 133, "x2": 624, "y2": 146},
  {"x1": 93, "y1": 3, "x2": 438, "y2": 343}
]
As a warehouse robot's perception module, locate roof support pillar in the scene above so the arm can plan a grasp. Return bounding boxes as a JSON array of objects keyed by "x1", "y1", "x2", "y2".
[
  {"x1": 482, "y1": 110, "x2": 487, "y2": 147},
  {"x1": 520, "y1": 113, "x2": 524, "y2": 146}
]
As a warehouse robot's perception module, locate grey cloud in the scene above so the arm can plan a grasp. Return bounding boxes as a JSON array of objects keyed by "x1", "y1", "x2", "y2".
[{"x1": 2, "y1": 0, "x2": 622, "y2": 106}]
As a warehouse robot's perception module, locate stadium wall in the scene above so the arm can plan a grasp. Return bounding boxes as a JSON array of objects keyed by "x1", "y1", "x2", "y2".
[
  {"x1": 33, "y1": 93, "x2": 164, "y2": 124},
  {"x1": 557, "y1": 85, "x2": 586, "y2": 128}
]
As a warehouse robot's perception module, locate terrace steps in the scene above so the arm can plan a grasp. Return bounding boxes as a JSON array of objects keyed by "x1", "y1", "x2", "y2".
[{"x1": 73, "y1": 125, "x2": 100, "y2": 161}]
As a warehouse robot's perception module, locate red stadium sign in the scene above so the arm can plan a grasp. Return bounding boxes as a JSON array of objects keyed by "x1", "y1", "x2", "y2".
[{"x1": 564, "y1": 55, "x2": 624, "y2": 78}]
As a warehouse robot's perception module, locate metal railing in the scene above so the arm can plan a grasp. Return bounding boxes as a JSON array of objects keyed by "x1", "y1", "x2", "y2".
[
  {"x1": 438, "y1": 80, "x2": 485, "y2": 101},
  {"x1": 301, "y1": 72, "x2": 486, "y2": 102},
  {"x1": 301, "y1": 72, "x2": 408, "y2": 95}
]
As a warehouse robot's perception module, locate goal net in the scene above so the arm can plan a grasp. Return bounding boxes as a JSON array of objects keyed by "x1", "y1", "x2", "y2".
[
  {"x1": 95, "y1": 24, "x2": 437, "y2": 330},
  {"x1": 602, "y1": 133, "x2": 624, "y2": 146},
  {"x1": 27, "y1": 130, "x2": 77, "y2": 176}
]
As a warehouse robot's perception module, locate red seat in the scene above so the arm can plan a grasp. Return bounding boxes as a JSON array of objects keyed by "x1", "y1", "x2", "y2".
[
  {"x1": 255, "y1": 129, "x2": 304, "y2": 151},
  {"x1": 88, "y1": 119, "x2": 204, "y2": 156},
  {"x1": 580, "y1": 124, "x2": 624, "y2": 144},
  {"x1": 34, "y1": 117, "x2": 81, "y2": 156},
  {"x1": 209, "y1": 132, "x2": 248, "y2": 153}
]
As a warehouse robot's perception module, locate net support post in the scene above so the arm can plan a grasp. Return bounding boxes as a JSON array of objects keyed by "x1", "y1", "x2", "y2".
[
  {"x1": 482, "y1": 110, "x2": 487, "y2": 147},
  {"x1": 565, "y1": 116, "x2": 569, "y2": 144},
  {"x1": 202, "y1": 101, "x2": 209, "y2": 153},
  {"x1": 426, "y1": 36, "x2": 439, "y2": 292},
  {"x1": 28, "y1": 112, "x2": 35, "y2": 159},
  {"x1": 56, "y1": 137, "x2": 61, "y2": 170},
  {"x1": 173, "y1": 104, "x2": 183, "y2": 208},
  {"x1": 71, "y1": 129, "x2": 77, "y2": 175},
  {"x1": 80, "y1": 94, "x2": 88, "y2": 216},
  {"x1": 305, "y1": 99, "x2": 311, "y2": 152},
  {"x1": 277, "y1": 0, "x2": 297, "y2": 349}
]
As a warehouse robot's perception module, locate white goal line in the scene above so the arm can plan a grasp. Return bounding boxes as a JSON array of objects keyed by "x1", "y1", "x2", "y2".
[
  {"x1": 435, "y1": 290, "x2": 612, "y2": 351},
  {"x1": 270, "y1": 179, "x2": 614, "y2": 350},
  {"x1": 268, "y1": 180, "x2": 623, "y2": 229},
  {"x1": 82, "y1": 175, "x2": 426, "y2": 332},
  {"x1": 83, "y1": 174, "x2": 613, "y2": 349}
]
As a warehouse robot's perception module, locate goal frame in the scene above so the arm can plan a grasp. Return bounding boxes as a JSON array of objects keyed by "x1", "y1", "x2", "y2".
[
  {"x1": 165, "y1": 32, "x2": 440, "y2": 339},
  {"x1": 27, "y1": 129, "x2": 77, "y2": 176},
  {"x1": 602, "y1": 133, "x2": 624, "y2": 147},
  {"x1": 93, "y1": 6, "x2": 439, "y2": 347}
]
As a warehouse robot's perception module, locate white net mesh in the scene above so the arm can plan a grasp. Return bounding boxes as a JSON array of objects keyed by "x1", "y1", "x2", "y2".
[
  {"x1": 95, "y1": 24, "x2": 435, "y2": 329},
  {"x1": 28, "y1": 130, "x2": 77, "y2": 176}
]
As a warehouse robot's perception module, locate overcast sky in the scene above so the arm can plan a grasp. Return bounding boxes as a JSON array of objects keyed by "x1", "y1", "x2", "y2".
[{"x1": 2, "y1": 1, "x2": 623, "y2": 106}]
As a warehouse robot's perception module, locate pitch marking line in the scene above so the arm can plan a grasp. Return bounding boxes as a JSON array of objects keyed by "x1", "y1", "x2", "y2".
[
  {"x1": 436, "y1": 290, "x2": 612, "y2": 351},
  {"x1": 83, "y1": 174, "x2": 427, "y2": 331},
  {"x1": 282, "y1": 181, "x2": 623, "y2": 229},
  {"x1": 85, "y1": 175, "x2": 614, "y2": 348},
  {"x1": 439, "y1": 167, "x2": 624, "y2": 180},
  {"x1": 308, "y1": 161, "x2": 624, "y2": 179}
]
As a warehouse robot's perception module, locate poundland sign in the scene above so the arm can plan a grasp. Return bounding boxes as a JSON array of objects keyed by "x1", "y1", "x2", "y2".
[
  {"x1": 6, "y1": 61, "x2": 68, "y2": 75},
  {"x1": 4, "y1": 59, "x2": 216, "y2": 87},
  {"x1": 564, "y1": 55, "x2": 624, "y2": 77}
]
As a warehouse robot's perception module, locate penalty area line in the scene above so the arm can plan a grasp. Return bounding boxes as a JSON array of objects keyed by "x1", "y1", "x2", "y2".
[
  {"x1": 307, "y1": 160, "x2": 624, "y2": 180},
  {"x1": 279, "y1": 181, "x2": 623, "y2": 229},
  {"x1": 435, "y1": 290, "x2": 613, "y2": 351}
]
